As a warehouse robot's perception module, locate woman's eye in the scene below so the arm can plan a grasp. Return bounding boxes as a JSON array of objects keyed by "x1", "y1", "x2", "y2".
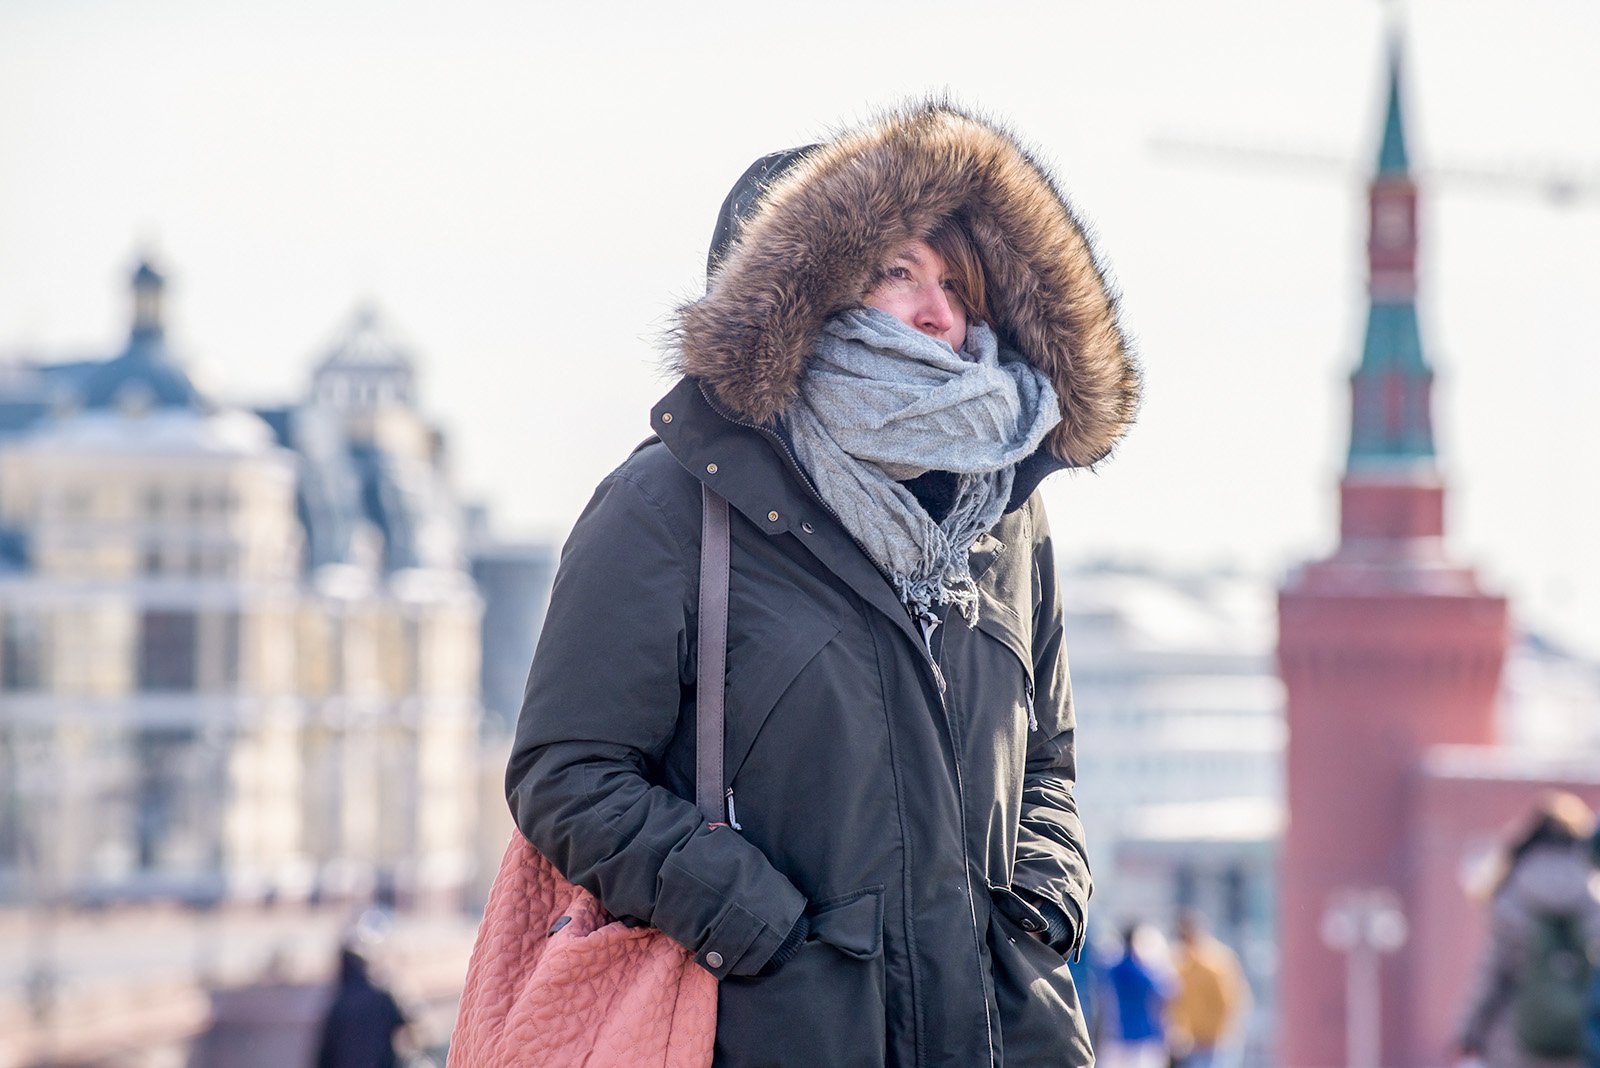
[
  {"x1": 941, "y1": 279, "x2": 957, "y2": 291},
  {"x1": 886, "y1": 265, "x2": 912, "y2": 281}
]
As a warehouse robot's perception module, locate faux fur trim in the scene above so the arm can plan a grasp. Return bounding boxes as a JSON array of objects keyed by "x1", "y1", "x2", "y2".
[{"x1": 674, "y1": 102, "x2": 1141, "y2": 468}]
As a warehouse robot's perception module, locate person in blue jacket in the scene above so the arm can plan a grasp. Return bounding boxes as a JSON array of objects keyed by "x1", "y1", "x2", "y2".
[{"x1": 1105, "y1": 922, "x2": 1172, "y2": 1068}]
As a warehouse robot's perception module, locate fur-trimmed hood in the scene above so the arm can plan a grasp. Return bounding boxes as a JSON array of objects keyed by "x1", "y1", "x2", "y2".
[{"x1": 674, "y1": 102, "x2": 1141, "y2": 468}]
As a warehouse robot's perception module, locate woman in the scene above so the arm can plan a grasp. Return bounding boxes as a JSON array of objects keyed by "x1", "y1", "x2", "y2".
[
  {"x1": 506, "y1": 103, "x2": 1140, "y2": 1066},
  {"x1": 1459, "y1": 793, "x2": 1600, "y2": 1068}
]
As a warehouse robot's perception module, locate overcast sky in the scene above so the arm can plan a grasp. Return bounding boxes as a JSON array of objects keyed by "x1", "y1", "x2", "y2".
[{"x1": 3, "y1": 0, "x2": 1598, "y2": 655}]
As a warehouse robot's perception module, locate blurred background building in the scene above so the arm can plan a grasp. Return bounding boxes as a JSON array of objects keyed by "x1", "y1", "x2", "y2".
[
  {"x1": 0, "y1": 263, "x2": 482, "y2": 911},
  {"x1": 1066, "y1": 565, "x2": 1281, "y2": 954},
  {"x1": 0, "y1": 263, "x2": 560, "y2": 1065}
]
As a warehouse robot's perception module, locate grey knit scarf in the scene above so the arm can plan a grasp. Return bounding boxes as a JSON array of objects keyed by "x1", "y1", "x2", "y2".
[{"x1": 785, "y1": 307, "x2": 1061, "y2": 623}]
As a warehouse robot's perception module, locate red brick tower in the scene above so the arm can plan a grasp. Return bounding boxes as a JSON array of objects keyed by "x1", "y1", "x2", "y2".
[{"x1": 1276, "y1": 43, "x2": 1509, "y2": 1068}]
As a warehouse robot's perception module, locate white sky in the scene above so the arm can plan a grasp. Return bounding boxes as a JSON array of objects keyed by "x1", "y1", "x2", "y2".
[{"x1": 2, "y1": 0, "x2": 1598, "y2": 655}]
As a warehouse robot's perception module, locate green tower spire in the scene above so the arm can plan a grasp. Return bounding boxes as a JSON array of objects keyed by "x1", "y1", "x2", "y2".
[
  {"x1": 1347, "y1": 39, "x2": 1435, "y2": 470},
  {"x1": 1376, "y1": 40, "x2": 1410, "y2": 177}
]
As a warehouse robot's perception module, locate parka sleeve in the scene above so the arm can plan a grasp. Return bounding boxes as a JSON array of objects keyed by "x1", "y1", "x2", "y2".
[
  {"x1": 504, "y1": 469, "x2": 807, "y2": 979},
  {"x1": 1010, "y1": 498, "x2": 1093, "y2": 954}
]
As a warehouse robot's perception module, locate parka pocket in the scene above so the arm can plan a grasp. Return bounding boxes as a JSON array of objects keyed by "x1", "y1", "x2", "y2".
[
  {"x1": 973, "y1": 593, "x2": 1035, "y2": 701},
  {"x1": 986, "y1": 898, "x2": 1093, "y2": 1065},
  {"x1": 715, "y1": 886, "x2": 888, "y2": 1067},
  {"x1": 987, "y1": 883, "x2": 1053, "y2": 941},
  {"x1": 973, "y1": 592, "x2": 1037, "y2": 735},
  {"x1": 722, "y1": 605, "x2": 840, "y2": 783},
  {"x1": 807, "y1": 884, "x2": 885, "y2": 959}
]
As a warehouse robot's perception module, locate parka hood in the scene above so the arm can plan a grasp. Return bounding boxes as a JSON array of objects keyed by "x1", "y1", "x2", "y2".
[{"x1": 674, "y1": 102, "x2": 1141, "y2": 469}]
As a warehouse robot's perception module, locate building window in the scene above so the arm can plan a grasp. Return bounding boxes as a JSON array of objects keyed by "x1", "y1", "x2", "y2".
[
  {"x1": 217, "y1": 612, "x2": 241, "y2": 689},
  {"x1": 138, "y1": 610, "x2": 198, "y2": 691},
  {"x1": 1223, "y1": 864, "x2": 1250, "y2": 928},
  {"x1": 133, "y1": 727, "x2": 196, "y2": 871},
  {"x1": 1175, "y1": 862, "x2": 1199, "y2": 911},
  {"x1": 60, "y1": 489, "x2": 91, "y2": 519},
  {"x1": 0, "y1": 612, "x2": 46, "y2": 690}
]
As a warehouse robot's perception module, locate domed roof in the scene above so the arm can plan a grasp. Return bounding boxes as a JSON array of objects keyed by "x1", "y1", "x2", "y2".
[
  {"x1": 80, "y1": 340, "x2": 205, "y2": 411},
  {"x1": 81, "y1": 258, "x2": 206, "y2": 412},
  {"x1": 316, "y1": 305, "x2": 415, "y2": 372}
]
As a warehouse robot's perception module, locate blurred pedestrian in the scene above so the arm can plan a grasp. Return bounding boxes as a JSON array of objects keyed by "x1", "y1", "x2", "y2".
[
  {"x1": 1459, "y1": 792, "x2": 1600, "y2": 1068},
  {"x1": 313, "y1": 943, "x2": 411, "y2": 1068},
  {"x1": 1103, "y1": 922, "x2": 1172, "y2": 1068},
  {"x1": 1068, "y1": 915, "x2": 1111, "y2": 1049},
  {"x1": 1589, "y1": 822, "x2": 1600, "y2": 1068},
  {"x1": 1166, "y1": 909, "x2": 1249, "y2": 1068}
]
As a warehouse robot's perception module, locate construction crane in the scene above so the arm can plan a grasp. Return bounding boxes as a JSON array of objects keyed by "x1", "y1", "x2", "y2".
[
  {"x1": 1149, "y1": 8, "x2": 1598, "y2": 211},
  {"x1": 1149, "y1": 132, "x2": 1600, "y2": 208}
]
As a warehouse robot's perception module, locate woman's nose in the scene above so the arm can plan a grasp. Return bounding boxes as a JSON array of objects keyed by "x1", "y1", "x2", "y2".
[{"x1": 916, "y1": 285, "x2": 955, "y2": 336}]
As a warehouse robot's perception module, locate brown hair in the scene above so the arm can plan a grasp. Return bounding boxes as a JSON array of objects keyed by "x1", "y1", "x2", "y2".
[{"x1": 924, "y1": 215, "x2": 992, "y2": 326}]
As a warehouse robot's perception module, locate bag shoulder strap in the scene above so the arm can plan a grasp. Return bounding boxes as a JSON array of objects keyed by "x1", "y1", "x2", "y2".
[{"x1": 695, "y1": 485, "x2": 731, "y2": 826}]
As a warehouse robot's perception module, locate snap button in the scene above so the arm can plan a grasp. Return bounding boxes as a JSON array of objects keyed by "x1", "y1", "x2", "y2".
[
  {"x1": 705, "y1": 951, "x2": 724, "y2": 968},
  {"x1": 661, "y1": 412, "x2": 673, "y2": 423},
  {"x1": 767, "y1": 511, "x2": 780, "y2": 523},
  {"x1": 801, "y1": 521, "x2": 815, "y2": 534},
  {"x1": 706, "y1": 463, "x2": 718, "y2": 474}
]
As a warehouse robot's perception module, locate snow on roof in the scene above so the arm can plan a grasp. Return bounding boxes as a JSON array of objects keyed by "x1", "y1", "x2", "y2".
[
  {"x1": 1121, "y1": 797, "x2": 1284, "y2": 845},
  {"x1": 1062, "y1": 562, "x2": 1278, "y2": 654},
  {"x1": 1422, "y1": 744, "x2": 1600, "y2": 785},
  {"x1": 10, "y1": 407, "x2": 280, "y2": 458}
]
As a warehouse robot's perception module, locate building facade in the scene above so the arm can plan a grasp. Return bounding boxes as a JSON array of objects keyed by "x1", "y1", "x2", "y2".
[
  {"x1": 1064, "y1": 559, "x2": 1282, "y2": 1051},
  {"x1": 0, "y1": 263, "x2": 481, "y2": 910}
]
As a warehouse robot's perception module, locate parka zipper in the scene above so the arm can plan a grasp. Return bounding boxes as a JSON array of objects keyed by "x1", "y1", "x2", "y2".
[
  {"x1": 699, "y1": 386, "x2": 997, "y2": 1064},
  {"x1": 915, "y1": 602, "x2": 995, "y2": 1064}
]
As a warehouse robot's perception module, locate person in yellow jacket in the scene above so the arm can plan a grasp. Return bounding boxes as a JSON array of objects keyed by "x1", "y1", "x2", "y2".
[{"x1": 1166, "y1": 910, "x2": 1251, "y2": 1068}]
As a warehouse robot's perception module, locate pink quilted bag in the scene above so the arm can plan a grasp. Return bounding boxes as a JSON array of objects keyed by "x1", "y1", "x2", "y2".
[
  {"x1": 448, "y1": 834, "x2": 717, "y2": 1067},
  {"x1": 450, "y1": 487, "x2": 733, "y2": 1067}
]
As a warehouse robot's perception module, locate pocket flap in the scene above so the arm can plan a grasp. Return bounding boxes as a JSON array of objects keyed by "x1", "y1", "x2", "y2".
[
  {"x1": 724, "y1": 609, "x2": 840, "y2": 780},
  {"x1": 808, "y1": 886, "x2": 884, "y2": 961},
  {"x1": 972, "y1": 592, "x2": 1033, "y2": 683}
]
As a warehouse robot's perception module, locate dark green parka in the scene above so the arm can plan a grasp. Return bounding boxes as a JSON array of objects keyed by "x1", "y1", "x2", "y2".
[{"x1": 507, "y1": 104, "x2": 1140, "y2": 1067}]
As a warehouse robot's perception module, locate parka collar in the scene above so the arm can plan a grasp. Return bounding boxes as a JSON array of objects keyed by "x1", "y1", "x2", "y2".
[{"x1": 652, "y1": 377, "x2": 936, "y2": 648}]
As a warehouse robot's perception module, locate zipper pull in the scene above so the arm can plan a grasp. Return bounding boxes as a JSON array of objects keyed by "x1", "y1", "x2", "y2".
[
  {"x1": 725, "y1": 787, "x2": 743, "y2": 831},
  {"x1": 916, "y1": 609, "x2": 948, "y2": 694},
  {"x1": 1025, "y1": 677, "x2": 1038, "y2": 732}
]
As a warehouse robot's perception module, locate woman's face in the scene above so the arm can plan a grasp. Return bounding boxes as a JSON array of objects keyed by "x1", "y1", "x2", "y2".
[{"x1": 864, "y1": 239, "x2": 967, "y2": 351}]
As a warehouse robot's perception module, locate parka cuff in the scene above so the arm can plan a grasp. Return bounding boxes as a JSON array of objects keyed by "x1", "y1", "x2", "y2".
[
  {"x1": 1019, "y1": 889, "x2": 1081, "y2": 956},
  {"x1": 696, "y1": 897, "x2": 807, "y2": 979},
  {"x1": 755, "y1": 914, "x2": 812, "y2": 977}
]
